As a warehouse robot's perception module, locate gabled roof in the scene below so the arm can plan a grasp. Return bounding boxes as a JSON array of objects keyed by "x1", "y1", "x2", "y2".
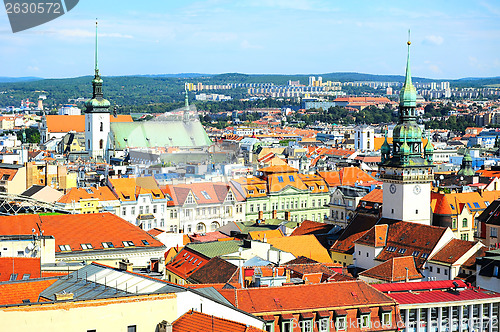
[
  {"x1": 359, "y1": 220, "x2": 448, "y2": 268},
  {"x1": 0, "y1": 278, "x2": 58, "y2": 305},
  {"x1": 187, "y1": 256, "x2": 238, "y2": 284},
  {"x1": 428, "y1": 239, "x2": 479, "y2": 265},
  {"x1": 185, "y1": 240, "x2": 244, "y2": 259},
  {"x1": 0, "y1": 213, "x2": 164, "y2": 253},
  {"x1": 360, "y1": 188, "x2": 383, "y2": 204},
  {"x1": 109, "y1": 177, "x2": 165, "y2": 202},
  {"x1": 267, "y1": 235, "x2": 332, "y2": 264},
  {"x1": 431, "y1": 191, "x2": 499, "y2": 216},
  {"x1": 218, "y1": 280, "x2": 396, "y2": 314},
  {"x1": 58, "y1": 186, "x2": 118, "y2": 204},
  {"x1": 330, "y1": 213, "x2": 379, "y2": 254},
  {"x1": 477, "y1": 199, "x2": 500, "y2": 226},
  {"x1": 164, "y1": 182, "x2": 244, "y2": 207},
  {"x1": 172, "y1": 310, "x2": 266, "y2": 332},
  {"x1": 359, "y1": 256, "x2": 423, "y2": 282},
  {"x1": 248, "y1": 229, "x2": 283, "y2": 241}
]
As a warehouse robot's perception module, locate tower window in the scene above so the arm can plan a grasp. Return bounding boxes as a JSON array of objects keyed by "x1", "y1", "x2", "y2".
[
  {"x1": 391, "y1": 209, "x2": 394, "y2": 214},
  {"x1": 99, "y1": 139, "x2": 104, "y2": 149},
  {"x1": 88, "y1": 140, "x2": 90, "y2": 149},
  {"x1": 100, "y1": 122, "x2": 103, "y2": 132},
  {"x1": 416, "y1": 209, "x2": 418, "y2": 214}
]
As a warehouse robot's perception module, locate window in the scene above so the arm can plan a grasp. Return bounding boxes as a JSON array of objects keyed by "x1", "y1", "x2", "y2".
[
  {"x1": 9, "y1": 274, "x2": 17, "y2": 281},
  {"x1": 462, "y1": 218, "x2": 468, "y2": 228},
  {"x1": 451, "y1": 218, "x2": 457, "y2": 229},
  {"x1": 17, "y1": 250, "x2": 24, "y2": 257},
  {"x1": 473, "y1": 202, "x2": 480, "y2": 208},
  {"x1": 437, "y1": 267, "x2": 441, "y2": 274},
  {"x1": 122, "y1": 241, "x2": 135, "y2": 247},
  {"x1": 429, "y1": 266, "x2": 433, "y2": 272},
  {"x1": 360, "y1": 314, "x2": 370, "y2": 328},
  {"x1": 281, "y1": 320, "x2": 292, "y2": 332},
  {"x1": 264, "y1": 322, "x2": 274, "y2": 332},
  {"x1": 142, "y1": 240, "x2": 150, "y2": 245},
  {"x1": 421, "y1": 253, "x2": 429, "y2": 259},
  {"x1": 491, "y1": 227, "x2": 498, "y2": 238},
  {"x1": 153, "y1": 205, "x2": 157, "y2": 213},
  {"x1": 99, "y1": 139, "x2": 103, "y2": 149},
  {"x1": 382, "y1": 312, "x2": 392, "y2": 326},
  {"x1": 102, "y1": 242, "x2": 114, "y2": 248},
  {"x1": 319, "y1": 318, "x2": 330, "y2": 332},
  {"x1": 494, "y1": 266, "x2": 499, "y2": 277},
  {"x1": 145, "y1": 206, "x2": 149, "y2": 214},
  {"x1": 300, "y1": 320, "x2": 312, "y2": 332},
  {"x1": 22, "y1": 274, "x2": 30, "y2": 280},
  {"x1": 412, "y1": 251, "x2": 420, "y2": 257},
  {"x1": 278, "y1": 176, "x2": 284, "y2": 183},
  {"x1": 289, "y1": 175, "x2": 295, "y2": 182},
  {"x1": 160, "y1": 219, "x2": 164, "y2": 227},
  {"x1": 131, "y1": 207, "x2": 135, "y2": 215},
  {"x1": 398, "y1": 248, "x2": 407, "y2": 254},
  {"x1": 201, "y1": 191, "x2": 211, "y2": 199},
  {"x1": 59, "y1": 244, "x2": 71, "y2": 251},
  {"x1": 444, "y1": 269, "x2": 448, "y2": 276},
  {"x1": 127, "y1": 326, "x2": 137, "y2": 332},
  {"x1": 139, "y1": 206, "x2": 144, "y2": 215},
  {"x1": 197, "y1": 223, "x2": 205, "y2": 232},
  {"x1": 88, "y1": 139, "x2": 90, "y2": 149}
]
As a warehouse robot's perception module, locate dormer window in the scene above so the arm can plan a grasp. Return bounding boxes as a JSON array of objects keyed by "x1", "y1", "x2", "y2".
[
  {"x1": 81, "y1": 243, "x2": 93, "y2": 250},
  {"x1": 59, "y1": 244, "x2": 71, "y2": 251}
]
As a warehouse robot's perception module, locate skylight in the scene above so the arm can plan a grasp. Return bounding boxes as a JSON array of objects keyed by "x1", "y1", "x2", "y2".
[{"x1": 201, "y1": 191, "x2": 211, "y2": 199}]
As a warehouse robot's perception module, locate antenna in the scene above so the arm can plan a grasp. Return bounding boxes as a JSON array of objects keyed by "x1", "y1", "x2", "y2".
[{"x1": 95, "y1": 19, "x2": 99, "y2": 75}]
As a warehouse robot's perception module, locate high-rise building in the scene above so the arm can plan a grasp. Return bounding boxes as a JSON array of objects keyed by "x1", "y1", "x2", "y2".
[{"x1": 379, "y1": 39, "x2": 434, "y2": 225}]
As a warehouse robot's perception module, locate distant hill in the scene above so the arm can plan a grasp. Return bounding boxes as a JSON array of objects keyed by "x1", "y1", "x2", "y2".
[{"x1": 0, "y1": 76, "x2": 42, "y2": 83}]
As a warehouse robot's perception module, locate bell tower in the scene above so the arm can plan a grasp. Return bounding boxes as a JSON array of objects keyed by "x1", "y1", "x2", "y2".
[
  {"x1": 85, "y1": 20, "x2": 111, "y2": 161},
  {"x1": 379, "y1": 32, "x2": 434, "y2": 225}
]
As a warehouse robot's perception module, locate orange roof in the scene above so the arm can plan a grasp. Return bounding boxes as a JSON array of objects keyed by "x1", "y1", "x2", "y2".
[
  {"x1": 58, "y1": 186, "x2": 118, "y2": 204},
  {"x1": 172, "y1": 310, "x2": 265, "y2": 332},
  {"x1": 429, "y1": 239, "x2": 478, "y2": 264},
  {"x1": 431, "y1": 191, "x2": 500, "y2": 215},
  {"x1": 360, "y1": 189, "x2": 383, "y2": 204},
  {"x1": 0, "y1": 213, "x2": 164, "y2": 253},
  {"x1": 218, "y1": 280, "x2": 396, "y2": 314},
  {"x1": 0, "y1": 168, "x2": 18, "y2": 181},
  {"x1": 0, "y1": 257, "x2": 41, "y2": 281},
  {"x1": 267, "y1": 235, "x2": 332, "y2": 264},
  {"x1": 319, "y1": 167, "x2": 375, "y2": 187},
  {"x1": 0, "y1": 278, "x2": 58, "y2": 305},
  {"x1": 165, "y1": 246, "x2": 210, "y2": 281},
  {"x1": 45, "y1": 114, "x2": 133, "y2": 133},
  {"x1": 359, "y1": 256, "x2": 422, "y2": 282},
  {"x1": 109, "y1": 177, "x2": 165, "y2": 202},
  {"x1": 248, "y1": 229, "x2": 284, "y2": 241}
]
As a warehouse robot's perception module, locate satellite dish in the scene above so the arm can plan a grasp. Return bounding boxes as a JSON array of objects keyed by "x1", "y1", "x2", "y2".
[{"x1": 27, "y1": 243, "x2": 35, "y2": 251}]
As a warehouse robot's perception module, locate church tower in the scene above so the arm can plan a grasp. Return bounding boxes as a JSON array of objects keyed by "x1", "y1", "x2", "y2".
[
  {"x1": 85, "y1": 21, "x2": 111, "y2": 161},
  {"x1": 379, "y1": 34, "x2": 434, "y2": 225}
]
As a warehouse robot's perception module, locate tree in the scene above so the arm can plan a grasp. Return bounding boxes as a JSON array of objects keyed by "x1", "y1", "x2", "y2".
[{"x1": 17, "y1": 128, "x2": 40, "y2": 144}]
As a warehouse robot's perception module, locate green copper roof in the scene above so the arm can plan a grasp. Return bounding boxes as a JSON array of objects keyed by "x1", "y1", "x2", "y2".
[
  {"x1": 110, "y1": 120, "x2": 212, "y2": 149},
  {"x1": 399, "y1": 40, "x2": 417, "y2": 108},
  {"x1": 400, "y1": 139, "x2": 410, "y2": 154}
]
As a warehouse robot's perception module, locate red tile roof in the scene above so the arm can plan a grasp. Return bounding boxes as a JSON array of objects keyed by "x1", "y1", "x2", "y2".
[
  {"x1": 188, "y1": 231, "x2": 231, "y2": 243},
  {"x1": 429, "y1": 239, "x2": 478, "y2": 264},
  {"x1": 373, "y1": 280, "x2": 467, "y2": 293},
  {"x1": 385, "y1": 288, "x2": 500, "y2": 305},
  {"x1": 172, "y1": 310, "x2": 266, "y2": 332},
  {"x1": 218, "y1": 280, "x2": 396, "y2": 314},
  {"x1": 0, "y1": 213, "x2": 164, "y2": 253},
  {"x1": 318, "y1": 167, "x2": 375, "y2": 187},
  {"x1": 0, "y1": 257, "x2": 41, "y2": 281},
  {"x1": 58, "y1": 186, "x2": 118, "y2": 203},
  {"x1": 359, "y1": 256, "x2": 423, "y2": 282},
  {"x1": 330, "y1": 213, "x2": 379, "y2": 254},
  {"x1": 290, "y1": 220, "x2": 335, "y2": 236},
  {"x1": 165, "y1": 246, "x2": 210, "y2": 281},
  {"x1": 0, "y1": 278, "x2": 58, "y2": 305},
  {"x1": 360, "y1": 188, "x2": 383, "y2": 204}
]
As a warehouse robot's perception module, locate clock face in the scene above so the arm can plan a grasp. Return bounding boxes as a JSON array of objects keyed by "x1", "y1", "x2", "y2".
[
  {"x1": 389, "y1": 184, "x2": 396, "y2": 194},
  {"x1": 413, "y1": 184, "x2": 422, "y2": 195}
]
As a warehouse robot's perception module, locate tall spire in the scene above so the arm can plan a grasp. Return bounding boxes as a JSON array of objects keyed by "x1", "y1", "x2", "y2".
[
  {"x1": 183, "y1": 84, "x2": 189, "y2": 122},
  {"x1": 399, "y1": 29, "x2": 417, "y2": 109},
  {"x1": 95, "y1": 19, "x2": 99, "y2": 77}
]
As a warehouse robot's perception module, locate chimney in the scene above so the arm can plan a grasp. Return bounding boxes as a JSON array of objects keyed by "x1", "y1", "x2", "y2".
[
  {"x1": 157, "y1": 321, "x2": 173, "y2": 332},
  {"x1": 55, "y1": 292, "x2": 74, "y2": 301},
  {"x1": 119, "y1": 259, "x2": 133, "y2": 272},
  {"x1": 272, "y1": 210, "x2": 277, "y2": 219}
]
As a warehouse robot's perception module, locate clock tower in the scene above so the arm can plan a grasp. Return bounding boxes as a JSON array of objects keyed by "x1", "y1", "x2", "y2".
[
  {"x1": 85, "y1": 21, "x2": 111, "y2": 161},
  {"x1": 379, "y1": 35, "x2": 434, "y2": 225}
]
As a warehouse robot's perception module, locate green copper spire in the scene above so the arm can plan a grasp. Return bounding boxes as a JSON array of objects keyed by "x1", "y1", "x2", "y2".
[{"x1": 399, "y1": 30, "x2": 417, "y2": 108}]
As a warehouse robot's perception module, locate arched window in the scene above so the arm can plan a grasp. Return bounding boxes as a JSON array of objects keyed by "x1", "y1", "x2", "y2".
[
  {"x1": 88, "y1": 140, "x2": 90, "y2": 149},
  {"x1": 99, "y1": 139, "x2": 104, "y2": 149},
  {"x1": 100, "y1": 122, "x2": 103, "y2": 132},
  {"x1": 196, "y1": 222, "x2": 206, "y2": 233},
  {"x1": 210, "y1": 221, "x2": 220, "y2": 231}
]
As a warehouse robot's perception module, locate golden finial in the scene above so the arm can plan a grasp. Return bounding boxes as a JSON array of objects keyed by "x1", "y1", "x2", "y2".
[{"x1": 407, "y1": 29, "x2": 411, "y2": 45}]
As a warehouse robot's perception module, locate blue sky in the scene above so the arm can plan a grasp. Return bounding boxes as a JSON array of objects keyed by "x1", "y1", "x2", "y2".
[{"x1": 0, "y1": 0, "x2": 499, "y2": 79}]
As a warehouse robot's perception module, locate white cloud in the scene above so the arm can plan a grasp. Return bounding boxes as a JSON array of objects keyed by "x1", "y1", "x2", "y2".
[
  {"x1": 423, "y1": 35, "x2": 444, "y2": 46},
  {"x1": 240, "y1": 40, "x2": 262, "y2": 49}
]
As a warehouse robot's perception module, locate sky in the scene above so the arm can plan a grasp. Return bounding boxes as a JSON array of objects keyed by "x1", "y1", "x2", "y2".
[{"x1": 0, "y1": 0, "x2": 499, "y2": 79}]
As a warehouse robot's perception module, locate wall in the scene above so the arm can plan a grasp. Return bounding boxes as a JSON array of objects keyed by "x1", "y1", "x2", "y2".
[{"x1": 0, "y1": 294, "x2": 177, "y2": 332}]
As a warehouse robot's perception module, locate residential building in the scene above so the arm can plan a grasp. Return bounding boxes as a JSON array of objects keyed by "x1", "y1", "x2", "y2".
[
  {"x1": 219, "y1": 281, "x2": 400, "y2": 332},
  {"x1": 477, "y1": 249, "x2": 500, "y2": 292},
  {"x1": 0, "y1": 163, "x2": 26, "y2": 194},
  {"x1": 359, "y1": 256, "x2": 423, "y2": 284},
  {"x1": 476, "y1": 199, "x2": 500, "y2": 248},
  {"x1": 0, "y1": 213, "x2": 166, "y2": 272},
  {"x1": 231, "y1": 165, "x2": 330, "y2": 223},
  {"x1": 327, "y1": 185, "x2": 370, "y2": 227},
  {"x1": 57, "y1": 186, "x2": 120, "y2": 214},
  {"x1": 163, "y1": 181, "x2": 245, "y2": 234}
]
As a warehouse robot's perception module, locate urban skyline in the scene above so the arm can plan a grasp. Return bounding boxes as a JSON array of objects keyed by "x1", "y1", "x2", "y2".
[{"x1": 0, "y1": 0, "x2": 499, "y2": 79}]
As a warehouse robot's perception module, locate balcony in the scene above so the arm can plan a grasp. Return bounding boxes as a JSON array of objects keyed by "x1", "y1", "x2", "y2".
[{"x1": 380, "y1": 174, "x2": 433, "y2": 182}]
